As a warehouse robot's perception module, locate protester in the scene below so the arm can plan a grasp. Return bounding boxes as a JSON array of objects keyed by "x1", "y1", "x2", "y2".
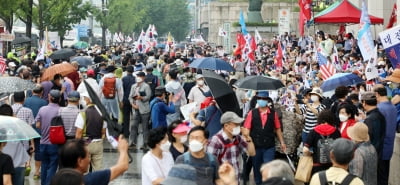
[
  {"x1": 99, "y1": 65, "x2": 124, "y2": 121},
  {"x1": 242, "y1": 91, "x2": 286, "y2": 185},
  {"x1": 59, "y1": 91, "x2": 80, "y2": 140},
  {"x1": 188, "y1": 74, "x2": 210, "y2": 108},
  {"x1": 167, "y1": 121, "x2": 189, "y2": 160},
  {"x1": 260, "y1": 160, "x2": 294, "y2": 185},
  {"x1": 58, "y1": 137, "x2": 129, "y2": 185},
  {"x1": 0, "y1": 105, "x2": 16, "y2": 185},
  {"x1": 161, "y1": 164, "x2": 197, "y2": 185},
  {"x1": 75, "y1": 92, "x2": 107, "y2": 171},
  {"x1": 374, "y1": 85, "x2": 397, "y2": 185},
  {"x1": 121, "y1": 65, "x2": 136, "y2": 138},
  {"x1": 348, "y1": 122, "x2": 377, "y2": 185},
  {"x1": 190, "y1": 94, "x2": 223, "y2": 138},
  {"x1": 303, "y1": 110, "x2": 341, "y2": 175},
  {"x1": 49, "y1": 168, "x2": 84, "y2": 185},
  {"x1": 207, "y1": 111, "x2": 255, "y2": 180},
  {"x1": 165, "y1": 69, "x2": 186, "y2": 124},
  {"x1": 309, "y1": 138, "x2": 364, "y2": 185},
  {"x1": 35, "y1": 89, "x2": 62, "y2": 185},
  {"x1": 150, "y1": 86, "x2": 176, "y2": 128},
  {"x1": 338, "y1": 103, "x2": 357, "y2": 139},
  {"x1": 142, "y1": 127, "x2": 174, "y2": 185},
  {"x1": 129, "y1": 71, "x2": 152, "y2": 149},
  {"x1": 176, "y1": 126, "x2": 220, "y2": 185}
]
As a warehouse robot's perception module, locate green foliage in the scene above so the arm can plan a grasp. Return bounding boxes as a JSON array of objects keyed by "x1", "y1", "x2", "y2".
[{"x1": 0, "y1": 0, "x2": 23, "y2": 32}]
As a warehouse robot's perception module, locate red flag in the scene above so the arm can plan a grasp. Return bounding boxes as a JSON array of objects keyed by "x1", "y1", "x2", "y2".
[
  {"x1": 0, "y1": 56, "x2": 6, "y2": 74},
  {"x1": 299, "y1": 0, "x2": 312, "y2": 20},
  {"x1": 299, "y1": 9, "x2": 306, "y2": 36},
  {"x1": 248, "y1": 37, "x2": 257, "y2": 61},
  {"x1": 234, "y1": 33, "x2": 246, "y2": 56},
  {"x1": 275, "y1": 41, "x2": 283, "y2": 70},
  {"x1": 387, "y1": 3, "x2": 397, "y2": 29}
]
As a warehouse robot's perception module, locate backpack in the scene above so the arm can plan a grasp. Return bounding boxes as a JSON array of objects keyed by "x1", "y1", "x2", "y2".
[
  {"x1": 319, "y1": 171, "x2": 356, "y2": 185},
  {"x1": 49, "y1": 115, "x2": 66, "y2": 145},
  {"x1": 102, "y1": 77, "x2": 116, "y2": 99},
  {"x1": 183, "y1": 152, "x2": 217, "y2": 179},
  {"x1": 316, "y1": 135, "x2": 334, "y2": 164}
]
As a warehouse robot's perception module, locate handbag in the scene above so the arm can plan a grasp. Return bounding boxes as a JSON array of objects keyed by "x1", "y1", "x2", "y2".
[{"x1": 295, "y1": 155, "x2": 313, "y2": 182}]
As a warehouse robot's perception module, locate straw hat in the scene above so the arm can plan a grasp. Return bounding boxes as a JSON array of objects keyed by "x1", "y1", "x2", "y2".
[
  {"x1": 310, "y1": 87, "x2": 323, "y2": 98},
  {"x1": 386, "y1": 69, "x2": 400, "y2": 83},
  {"x1": 347, "y1": 122, "x2": 370, "y2": 142}
]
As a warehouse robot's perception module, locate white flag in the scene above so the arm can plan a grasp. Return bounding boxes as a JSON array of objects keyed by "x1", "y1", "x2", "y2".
[
  {"x1": 218, "y1": 27, "x2": 227, "y2": 37},
  {"x1": 255, "y1": 29, "x2": 262, "y2": 44},
  {"x1": 365, "y1": 45, "x2": 379, "y2": 80}
]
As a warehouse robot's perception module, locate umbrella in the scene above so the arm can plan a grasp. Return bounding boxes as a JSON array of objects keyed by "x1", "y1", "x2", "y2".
[
  {"x1": 320, "y1": 73, "x2": 364, "y2": 92},
  {"x1": 74, "y1": 41, "x2": 89, "y2": 49},
  {"x1": 234, "y1": 75, "x2": 285, "y2": 90},
  {"x1": 41, "y1": 62, "x2": 76, "y2": 81},
  {"x1": 189, "y1": 57, "x2": 235, "y2": 72},
  {"x1": 71, "y1": 56, "x2": 93, "y2": 67},
  {"x1": 202, "y1": 70, "x2": 240, "y2": 114},
  {"x1": 49, "y1": 48, "x2": 76, "y2": 60},
  {"x1": 0, "y1": 116, "x2": 40, "y2": 142},
  {"x1": 12, "y1": 36, "x2": 31, "y2": 45},
  {"x1": 156, "y1": 43, "x2": 166, "y2": 49},
  {"x1": 0, "y1": 77, "x2": 37, "y2": 94}
]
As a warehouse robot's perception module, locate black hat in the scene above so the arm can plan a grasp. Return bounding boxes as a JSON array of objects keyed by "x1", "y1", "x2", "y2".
[
  {"x1": 137, "y1": 71, "x2": 146, "y2": 77},
  {"x1": 106, "y1": 65, "x2": 116, "y2": 73},
  {"x1": 155, "y1": 86, "x2": 166, "y2": 97}
]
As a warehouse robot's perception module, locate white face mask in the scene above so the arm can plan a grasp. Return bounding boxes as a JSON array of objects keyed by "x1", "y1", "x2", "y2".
[
  {"x1": 160, "y1": 141, "x2": 171, "y2": 152},
  {"x1": 310, "y1": 95, "x2": 319, "y2": 102},
  {"x1": 60, "y1": 79, "x2": 64, "y2": 84},
  {"x1": 180, "y1": 135, "x2": 187, "y2": 143},
  {"x1": 189, "y1": 140, "x2": 203, "y2": 152},
  {"x1": 232, "y1": 126, "x2": 241, "y2": 136},
  {"x1": 339, "y1": 114, "x2": 349, "y2": 122},
  {"x1": 197, "y1": 80, "x2": 204, "y2": 86},
  {"x1": 136, "y1": 77, "x2": 143, "y2": 83}
]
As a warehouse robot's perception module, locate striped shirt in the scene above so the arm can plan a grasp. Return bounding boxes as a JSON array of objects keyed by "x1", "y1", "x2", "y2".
[
  {"x1": 300, "y1": 104, "x2": 326, "y2": 133},
  {"x1": 59, "y1": 105, "x2": 80, "y2": 137}
]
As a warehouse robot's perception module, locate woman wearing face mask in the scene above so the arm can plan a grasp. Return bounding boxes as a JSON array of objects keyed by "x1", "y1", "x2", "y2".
[
  {"x1": 142, "y1": 127, "x2": 174, "y2": 185},
  {"x1": 295, "y1": 87, "x2": 326, "y2": 143},
  {"x1": 338, "y1": 104, "x2": 357, "y2": 140},
  {"x1": 167, "y1": 120, "x2": 190, "y2": 161}
]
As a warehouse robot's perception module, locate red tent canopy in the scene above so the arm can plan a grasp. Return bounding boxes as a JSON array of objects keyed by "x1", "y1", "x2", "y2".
[{"x1": 312, "y1": 0, "x2": 384, "y2": 24}]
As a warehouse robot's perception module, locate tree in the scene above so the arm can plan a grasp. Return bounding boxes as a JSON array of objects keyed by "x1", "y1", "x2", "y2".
[
  {"x1": 0, "y1": 0, "x2": 22, "y2": 33},
  {"x1": 33, "y1": 0, "x2": 92, "y2": 46},
  {"x1": 16, "y1": 0, "x2": 34, "y2": 50},
  {"x1": 105, "y1": 0, "x2": 147, "y2": 35},
  {"x1": 164, "y1": 0, "x2": 191, "y2": 41}
]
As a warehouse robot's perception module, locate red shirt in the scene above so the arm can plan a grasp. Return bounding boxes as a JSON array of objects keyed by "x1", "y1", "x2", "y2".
[
  {"x1": 340, "y1": 118, "x2": 356, "y2": 140},
  {"x1": 244, "y1": 108, "x2": 281, "y2": 130}
]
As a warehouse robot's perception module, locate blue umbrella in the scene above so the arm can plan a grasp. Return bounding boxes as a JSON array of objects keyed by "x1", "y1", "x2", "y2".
[
  {"x1": 189, "y1": 57, "x2": 235, "y2": 72},
  {"x1": 321, "y1": 73, "x2": 364, "y2": 92}
]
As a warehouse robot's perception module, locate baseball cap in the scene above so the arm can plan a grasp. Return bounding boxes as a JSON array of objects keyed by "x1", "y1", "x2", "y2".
[
  {"x1": 68, "y1": 91, "x2": 80, "y2": 101},
  {"x1": 173, "y1": 123, "x2": 191, "y2": 134},
  {"x1": 49, "y1": 90, "x2": 61, "y2": 99},
  {"x1": 195, "y1": 74, "x2": 204, "y2": 80},
  {"x1": 87, "y1": 69, "x2": 95, "y2": 77},
  {"x1": 220, "y1": 111, "x2": 244, "y2": 125},
  {"x1": 161, "y1": 164, "x2": 197, "y2": 185}
]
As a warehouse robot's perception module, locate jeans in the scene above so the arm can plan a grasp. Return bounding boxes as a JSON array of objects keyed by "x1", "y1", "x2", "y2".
[
  {"x1": 12, "y1": 167, "x2": 25, "y2": 185},
  {"x1": 252, "y1": 147, "x2": 275, "y2": 185},
  {"x1": 130, "y1": 111, "x2": 150, "y2": 146},
  {"x1": 40, "y1": 144, "x2": 59, "y2": 185},
  {"x1": 166, "y1": 105, "x2": 181, "y2": 125},
  {"x1": 302, "y1": 131, "x2": 309, "y2": 143},
  {"x1": 122, "y1": 102, "x2": 132, "y2": 138}
]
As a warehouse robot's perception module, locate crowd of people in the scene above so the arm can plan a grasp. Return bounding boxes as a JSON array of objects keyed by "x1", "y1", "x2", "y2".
[{"x1": 0, "y1": 29, "x2": 398, "y2": 185}]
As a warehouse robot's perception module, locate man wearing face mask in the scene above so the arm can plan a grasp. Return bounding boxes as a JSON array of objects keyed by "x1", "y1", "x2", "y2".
[
  {"x1": 129, "y1": 71, "x2": 152, "y2": 150},
  {"x1": 207, "y1": 112, "x2": 256, "y2": 181},
  {"x1": 188, "y1": 74, "x2": 210, "y2": 110},
  {"x1": 141, "y1": 127, "x2": 174, "y2": 185},
  {"x1": 242, "y1": 91, "x2": 286, "y2": 185},
  {"x1": 176, "y1": 126, "x2": 220, "y2": 185}
]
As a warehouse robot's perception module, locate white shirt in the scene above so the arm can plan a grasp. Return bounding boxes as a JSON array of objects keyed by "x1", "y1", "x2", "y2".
[
  {"x1": 141, "y1": 151, "x2": 174, "y2": 185},
  {"x1": 188, "y1": 85, "x2": 210, "y2": 105},
  {"x1": 74, "y1": 106, "x2": 107, "y2": 141}
]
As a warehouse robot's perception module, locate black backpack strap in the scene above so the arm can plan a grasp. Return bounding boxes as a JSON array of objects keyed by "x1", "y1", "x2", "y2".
[
  {"x1": 319, "y1": 171, "x2": 328, "y2": 185},
  {"x1": 341, "y1": 174, "x2": 357, "y2": 185}
]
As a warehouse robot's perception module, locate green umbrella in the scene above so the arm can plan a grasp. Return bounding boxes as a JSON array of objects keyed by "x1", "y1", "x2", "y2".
[{"x1": 74, "y1": 41, "x2": 89, "y2": 49}]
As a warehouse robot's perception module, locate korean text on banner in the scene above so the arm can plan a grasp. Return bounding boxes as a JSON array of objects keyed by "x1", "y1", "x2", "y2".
[{"x1": 379, "y1": 25, "x2": 400, "y2": 68}]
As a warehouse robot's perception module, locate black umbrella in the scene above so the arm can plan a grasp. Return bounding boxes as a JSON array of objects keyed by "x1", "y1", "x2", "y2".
[
  {"x1": 83, "y1": 80, "x2": 133, "y2": 162},
  {"x1": 49, "y1": 48, "x2": 76, "y2": 60},
  {"x1": 12, "y1": 36, "x2": 31, "y2": 45},
  {"x1": 71, "y1": 56, "x2": 93, "y2": 67},
  {"x1": 234, "y1": 75, "x2": 285, "y2": 90},
  {"x1": 202, "y1": 70, "x2": 240, "y2": 114}
]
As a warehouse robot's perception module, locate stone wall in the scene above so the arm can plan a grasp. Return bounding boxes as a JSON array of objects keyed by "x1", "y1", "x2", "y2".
[{"x1": 200, "y1": 1, "x2": 338, "y2": 49}]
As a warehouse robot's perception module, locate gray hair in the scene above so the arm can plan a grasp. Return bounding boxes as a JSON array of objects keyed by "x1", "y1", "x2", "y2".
[{"x1": 260, "y1": 160, "x2": 294, "y2": 183}]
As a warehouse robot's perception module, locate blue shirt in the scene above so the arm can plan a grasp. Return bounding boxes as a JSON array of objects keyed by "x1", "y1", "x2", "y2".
[
  {"x1": 84, "y1": 169, "x2": 111, "y2": 185},
  {"x1": 150, "y1": 97, "x2": 175, "y2": 128},
  {"x1": 122, "y1": 74, "x2": 136, "y2": 103},
  {"x1": 377, "y1": 101, "x2": 398, "y2": 160},
  {"x1": 24, "y1": 95, "x2": 48, "y2": 118},
  {"x1": 197, "y1": 105, "x2": 222, "y2": 138}
]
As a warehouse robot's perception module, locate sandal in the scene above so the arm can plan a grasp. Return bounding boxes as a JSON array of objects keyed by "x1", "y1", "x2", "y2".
[{"x1": 33, "y1": 174, "x2": 40, "y2": 180}]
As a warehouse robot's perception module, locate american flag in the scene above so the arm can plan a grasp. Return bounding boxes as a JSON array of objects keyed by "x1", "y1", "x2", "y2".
[{"x1": 317, "y1": 52, "x2": 335, "y2": 80}]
